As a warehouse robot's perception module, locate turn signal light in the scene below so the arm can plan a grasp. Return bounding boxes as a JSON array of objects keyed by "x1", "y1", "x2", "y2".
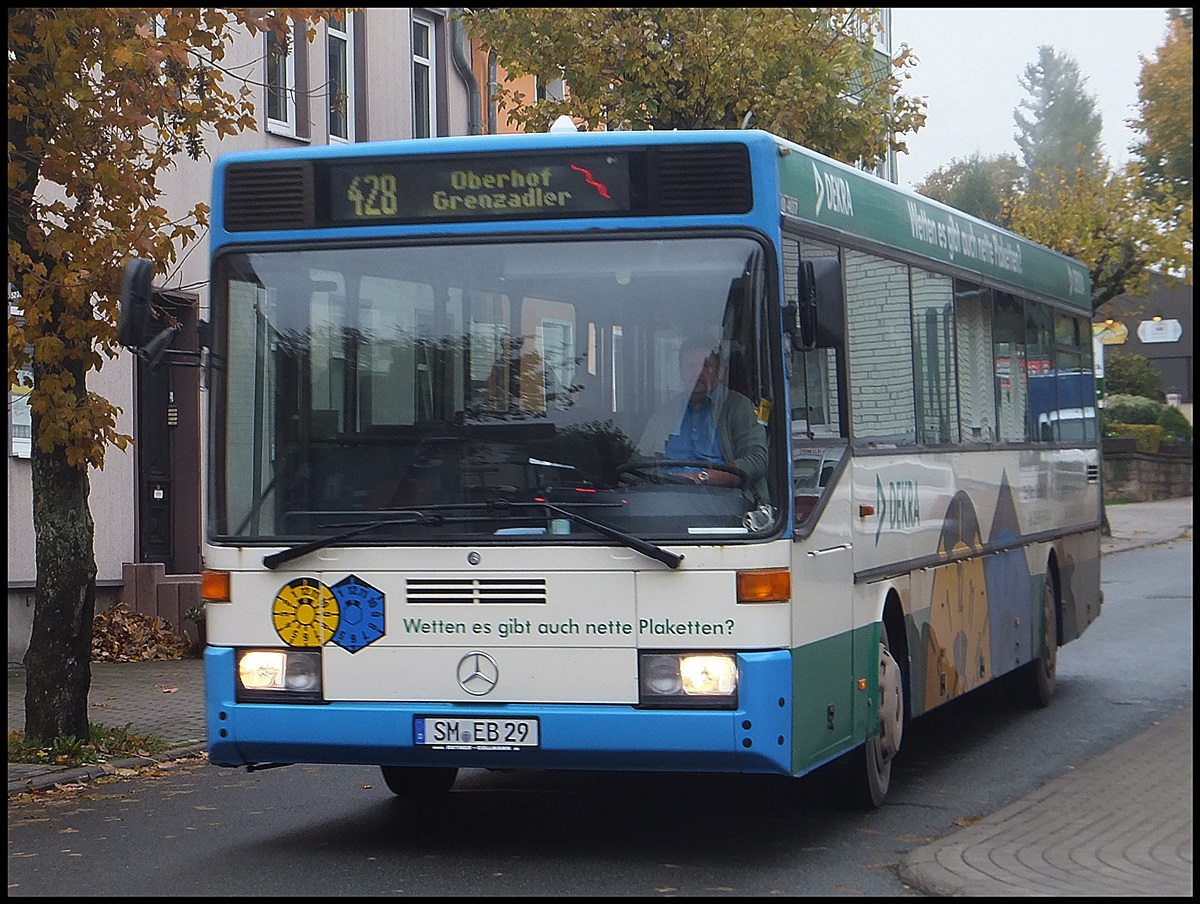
[
  {"x1": 201, "y1": 570, "x2": 231, "y2": 602},
  {"x1": 736, "y1": 568, "x2": 790, "y2": 603}
]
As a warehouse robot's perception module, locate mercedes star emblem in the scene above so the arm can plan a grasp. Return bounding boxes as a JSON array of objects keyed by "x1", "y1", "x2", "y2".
[{"x1": 456, "y1": 651, "x2": 500, "y2": 696}]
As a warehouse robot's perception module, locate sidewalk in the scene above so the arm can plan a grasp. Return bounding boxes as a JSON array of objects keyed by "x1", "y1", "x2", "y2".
[
  {"x1": 7, "y1": 658, "x2": 207, "y2": 793},
  {"x1": 8, "y1": 498, "x2": 1193, "y2": 895},
  {"x1": 899, "y1": 495, "x2": 1193, "y2": 897}
]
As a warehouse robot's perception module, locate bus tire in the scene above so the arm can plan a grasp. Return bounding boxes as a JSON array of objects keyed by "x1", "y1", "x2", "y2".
[
  {"x1": 1005, "y1": 568, "x2": 1058, "y2": 708},
  {"x1": 846, "y1": 620, "x2": 905, "y2": 809},
  {"x1": 380, "y1": 766, "x2": 458, "y2": 798}
]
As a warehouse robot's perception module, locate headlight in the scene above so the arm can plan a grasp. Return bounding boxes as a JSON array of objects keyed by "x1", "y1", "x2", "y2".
[
  {"x1": 638, "y1": 652, "x2": 738, "y2": 708},
  {"x1": 236, "y1": 649, "x2": 323, "y2": 702}
]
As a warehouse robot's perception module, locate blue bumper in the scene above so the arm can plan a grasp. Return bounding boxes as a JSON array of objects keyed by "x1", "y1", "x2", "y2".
[{"x1": 206, "y1": 647, "x2": 794, "y2": 775}]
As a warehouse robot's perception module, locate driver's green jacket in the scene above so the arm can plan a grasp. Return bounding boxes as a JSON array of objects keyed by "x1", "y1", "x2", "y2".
[{"x1": 636, "y1": 383, "x2": 769, "y2": 505}]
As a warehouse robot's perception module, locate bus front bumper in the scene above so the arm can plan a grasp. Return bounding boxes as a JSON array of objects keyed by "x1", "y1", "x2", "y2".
[{"x1": 205, "y1": 646, "x2": 794, "y2": 775}]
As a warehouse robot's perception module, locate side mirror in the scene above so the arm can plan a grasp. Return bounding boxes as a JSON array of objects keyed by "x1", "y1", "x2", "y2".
[
  {"x1": 788, "y1": 257, "x2": 843, "y2": 350},
  {"x1": 796, "y1": 261, "x2": 819, "y2": 350},
  {"x1": 117, "y1": 258, "x2": 156, "y2": 349}
]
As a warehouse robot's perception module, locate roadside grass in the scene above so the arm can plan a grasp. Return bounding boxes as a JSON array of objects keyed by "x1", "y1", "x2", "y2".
[{"x1": 8, "y1": 722, "x2": 168, "y2": 767}]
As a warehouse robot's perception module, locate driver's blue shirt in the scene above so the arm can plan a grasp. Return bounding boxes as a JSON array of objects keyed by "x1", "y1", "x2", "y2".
[{"x1": 664, "y1": 394, "x2": 723, "y2": 465}]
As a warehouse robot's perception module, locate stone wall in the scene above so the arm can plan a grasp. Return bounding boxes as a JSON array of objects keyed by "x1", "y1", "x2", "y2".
[{"x1": 1103, "y1": 443, "x2": 1193, "y2": 502}]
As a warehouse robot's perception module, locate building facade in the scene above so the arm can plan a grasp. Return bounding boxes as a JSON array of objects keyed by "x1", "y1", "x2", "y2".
[
  {"x1": 8, "y1": 8, "x2": 482, "y2": 662},
  {"x1": 8, "y1": 8, "x2": 901, "y2": 662},
  {"x1": 1096, "y1": 274, "x2": 1194, "y2": 424}
]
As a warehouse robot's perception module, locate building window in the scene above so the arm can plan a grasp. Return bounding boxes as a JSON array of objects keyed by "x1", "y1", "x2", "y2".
[
  {"x1": 8, "y1": 297, "x2": 31, "y2": 459},
  {"x1": 267, "y1": 20, "x2": 297, "y2": 136},
  {"x1": 9, "y1": 377, "x2": 31, "y2": 459},
  {"x1": 535, "y1": 76, "x2": 565, "y2": 104},
  {"x1": 412, "y1": 15, "x2": 435, "y2": 138},
  {"x1": 327, "y1": 11, "x2": 354, "y2": 142}
]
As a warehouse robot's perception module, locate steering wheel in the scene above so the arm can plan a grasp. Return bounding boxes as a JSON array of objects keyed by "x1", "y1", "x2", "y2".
[{"x1": 616, "y1": 458, "x2": 747, "y2": 487}]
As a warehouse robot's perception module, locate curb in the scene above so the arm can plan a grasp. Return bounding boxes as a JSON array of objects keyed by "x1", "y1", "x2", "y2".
[
  {"x1": 1102, "y1": 526, "x2": 1192, "y2": 556},
  {"x1": 8, "y1": 743, "x2": 206, "y2": 798}
]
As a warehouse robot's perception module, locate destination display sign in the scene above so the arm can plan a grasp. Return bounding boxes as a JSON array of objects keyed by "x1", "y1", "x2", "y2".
[{"x1": 324, "y1": 152, "x2": 636, "y2": 224}]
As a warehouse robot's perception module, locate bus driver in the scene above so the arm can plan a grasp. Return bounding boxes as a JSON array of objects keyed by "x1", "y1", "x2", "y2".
[{"x1": 637, "y1": 335, "x2": 768, "y2": 503}]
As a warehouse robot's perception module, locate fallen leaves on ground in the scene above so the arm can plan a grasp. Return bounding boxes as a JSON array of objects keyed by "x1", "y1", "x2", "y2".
[{"x1": 91, "y1": 603, "x2": 195, "y2": 661}]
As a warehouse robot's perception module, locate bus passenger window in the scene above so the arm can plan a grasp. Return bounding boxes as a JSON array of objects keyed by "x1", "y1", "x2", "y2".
[
  {"x1": 954, "y1": 281, "x2": 995, "y2": 443},
  {"x1": 911, "y1": 270, "x2": 958, "y2": 445}
]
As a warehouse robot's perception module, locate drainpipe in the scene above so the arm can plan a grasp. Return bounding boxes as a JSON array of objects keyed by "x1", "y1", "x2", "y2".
[
  {"x1": 450, "y1": 11, "x2": 482, "y2": 135},
  {"x1": 487, "y1": 50, "x2": 498, "y2": 135}
]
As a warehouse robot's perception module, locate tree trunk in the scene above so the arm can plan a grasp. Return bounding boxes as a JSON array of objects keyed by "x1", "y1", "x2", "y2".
[{"x1": 24, "y1": 384, "x2": 98, "y2": 744}]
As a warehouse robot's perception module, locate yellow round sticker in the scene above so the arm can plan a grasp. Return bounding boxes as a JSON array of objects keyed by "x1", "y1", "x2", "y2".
[{"x1": 272, "y1": 578, "x2": 339, "y2": 647}]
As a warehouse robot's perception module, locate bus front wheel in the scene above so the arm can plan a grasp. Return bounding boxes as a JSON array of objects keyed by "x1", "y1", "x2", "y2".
[
  {"x1": 380, "y1": 766, "x2": 458, "y2": 799},
  {"x1": 846, "y1": 621, "x2": 905, "y2": 809}
]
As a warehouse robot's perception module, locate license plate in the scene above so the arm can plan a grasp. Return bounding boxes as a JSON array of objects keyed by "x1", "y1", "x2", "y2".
[{"x1": 414, "y1": 717, "x2": 539, "y2": 749}]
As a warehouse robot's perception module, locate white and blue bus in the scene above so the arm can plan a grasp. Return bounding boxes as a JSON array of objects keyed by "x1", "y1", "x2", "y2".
[{"x1": 122, "y1": 127, "x2": 1102, "y2": 807}]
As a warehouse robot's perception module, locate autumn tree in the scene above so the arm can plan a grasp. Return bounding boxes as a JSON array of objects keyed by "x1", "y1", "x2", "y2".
[
  {"x1": 8, "y1": 8, "x2": 335, "y2": 745},
  {"x1": 1007, "y1": 160, "x2": 1189, "y2": 313},
  {"x1": 1014, "y1": 45, "x2": 1103, "y2": 188},
  {"x1": 1130, "y1": 8, "x2": 1193, "y2": 240},
  {"x1": 459, "y1": 7, "x2": 926, "y2": 169},
  {"x1": 1005, "y1": 35, "x2": 1189, "y2": 314},
  {"x1": 915, "y1": 152, "x2": 1023, "y2": 227}
]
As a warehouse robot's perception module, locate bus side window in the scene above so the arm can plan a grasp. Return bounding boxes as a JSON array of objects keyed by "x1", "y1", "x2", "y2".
[{"x1": 954, "y1": 280, "x2": 996, "y2": 443}]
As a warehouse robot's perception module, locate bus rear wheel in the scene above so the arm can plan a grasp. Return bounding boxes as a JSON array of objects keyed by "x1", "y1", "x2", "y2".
[
  {"x1": 380, "y1": 766, "x2": 458, "y2": 799},
  {"x1": 846, "y1": 621, "x2": 905, "y2": 809},
  {"x1": 1005, "y1": 569, "x2": 1058, "y2": 708}
]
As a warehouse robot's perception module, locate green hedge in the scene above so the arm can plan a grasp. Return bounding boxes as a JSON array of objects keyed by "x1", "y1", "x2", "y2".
[
  {"x1": 1158, "y1": 405, "x2": 1193, "y2": 442},
  {"x1": 1103, "y1": 393, "x2": 1164, "y2": 425},
  {"x1": 1106, "y1": 422, "x2": 1166, "y2": 453}
]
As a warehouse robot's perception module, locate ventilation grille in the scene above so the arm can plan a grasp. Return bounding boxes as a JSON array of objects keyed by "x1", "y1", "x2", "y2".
[
  {"x1": 655, "y1": 145, "x2": 752, "y2": 214},
  {"x1": 406, "y1": 578, "x2": 548, "y2": 605},
  {"x1": 224, "y1": 162, "x2": 315, "y2": 232},
  {"x1": 1087, "y1": 464, "x2": 1100, "y2": 483}
]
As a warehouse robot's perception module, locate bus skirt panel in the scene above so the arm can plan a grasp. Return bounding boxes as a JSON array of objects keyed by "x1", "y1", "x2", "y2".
[{"x1": 206, "y1": 647, "x2": 797, "y2": 775}]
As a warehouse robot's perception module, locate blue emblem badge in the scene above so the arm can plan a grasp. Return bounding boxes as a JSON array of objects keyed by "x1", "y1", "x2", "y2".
[{"x1": 329, "y1": 575, "x2": 386, "y2": 652}]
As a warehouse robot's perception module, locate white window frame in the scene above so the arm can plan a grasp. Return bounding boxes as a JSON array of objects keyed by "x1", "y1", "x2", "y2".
[
  {"x1": 266, "y1": 19, "x2": 297, "y2": 137},
  {"x1": 8, "y1": 298, "x2": 31, "y2": 459},
  {"x1": 9, "y1": 378, "x2": 32, "y2": 459},
  {"x1": 327, "y1": 11, "x2": 355, "y2": 142},
  {"x1": 412, "y1": 14, "x2": 436, "y2": 139}
]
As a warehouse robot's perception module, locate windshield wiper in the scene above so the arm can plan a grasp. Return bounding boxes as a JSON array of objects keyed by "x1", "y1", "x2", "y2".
[
  {"x1": 263, "y1": 512, "x2": 442, "y2": 569},
  {"x1": 534, "y1": 501, "x2": 683, "y2": 569},
  {"x1": 262, "y1": 500, "x2": 683, "y2": 570}
]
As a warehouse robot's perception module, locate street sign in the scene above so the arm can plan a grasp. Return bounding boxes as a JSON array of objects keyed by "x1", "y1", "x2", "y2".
[{"x1": 1136, "y1": 319, "x2": 1183, "y2": 343}]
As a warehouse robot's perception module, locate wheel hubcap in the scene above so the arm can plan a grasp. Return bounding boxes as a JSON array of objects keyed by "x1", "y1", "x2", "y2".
[
  {"x1": 878, "y1": 642, "x2": 903, "y2": 761},
  {"x1": 1043, "y1": 579, "x2": 1057, "y2": 678}
]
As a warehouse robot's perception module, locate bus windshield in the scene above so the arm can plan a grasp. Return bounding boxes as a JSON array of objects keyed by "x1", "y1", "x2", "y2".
[{"x1": 209, "y1": 234, "x2": 781, "y2": 544}]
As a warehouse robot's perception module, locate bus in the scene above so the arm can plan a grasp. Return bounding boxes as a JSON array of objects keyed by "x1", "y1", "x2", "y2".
[{"x1": 120, "y1": 127, "x2": 1102, "y2": 808}]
